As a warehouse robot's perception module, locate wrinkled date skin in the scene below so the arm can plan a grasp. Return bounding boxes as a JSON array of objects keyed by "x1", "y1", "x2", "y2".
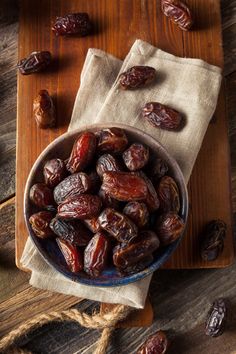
[
  {"x1": 119, "y1": 66, "x2": 156, "y2": 90},
  {"x1": 161, "y1": 0, "x2": 193, "y2": 31},
  {"x1": 29, "y1": 183, "x2": 55, "y2": 209},
  {"x1": 102, "y1": 171, "x2": 148, "y2": 202},
  {"x1": 156, "y1": 212, "x2": 185, "y2": 245},
  {"x1": 113, "y1": 230, "x2": 160, "y2": 268},
  {"x1": 138, "y1": 172, "x2": 160, "y2": 212},
  {"x1": 136, "y1": 330, "x2": 169, "y2": 354},
  {"x1": 119, "y1": 255, "x2": 154, "y2": 275},
  {"x1": 66, "y1": 132, "x2": 97, "y2": 173},
  {"x1": 123, "y1": 201, "x2": 149, "y2": 228},
  {"x1": 17, "y1": 51, "x2": 52, "y2": 75},
  {"x1": 97, "y1": 128, "x2": 128, "y2": 154},
  {"x1": 83, "y1": 217, "x2": 102, "y2": 233},
  {"x1": 98, "y1": 208, "x2": 138, "y2": 243},
  {"x1": 87, "y1": 170, "x2": 101, "y2": 193},
  {"x1": 29, "y1": 211, "x2": 55, "y2": 239},
  {"x1": 44, "y1": 159, "x2": 67, "y2": 188},
  {"x1": 84, "y1": 232, "x2": 110, "y2": 277},
  {"x1": 200, "y1": 220, "x2": 226, "y2": 261},
  {"x1": 53, "y1": 172, "x2": 90, "y2": 204},
  {"x1": 158, "y1": 176, "x2": 180, "y2": 213},
  {"x1": 98, "y1": 187, "x2": 120, "y2": 210},
  {"x1": 96, "y1": 154, "x2": 122, "y2": 178},
  {"x1": 142, "y1": 102, "x2": 182, "y2": 130},
  {"x1": 33, "y1": 90, "x2": 56, "y2": 129},
  {"x1": 148, "y1": 158, "x2": 169, "y2": 182},
  {"x1": 58, "y1": 194, "x2": 102, "y2": 220},
  {"x1": 56, "y1": 238, "x2": 83, "y2": 273},
  {"x1": 50, "y1": 218, "x2": 92, "y2": 246},
  {"x1": 52, "y1": 13, "x2": 92, "y2": 36},
  {"x1": 123, "y1": 143, "x2": 149, "y2": 171},
  {"x1": 205, "y1": 298, "x2": 227, "y2": 337}
]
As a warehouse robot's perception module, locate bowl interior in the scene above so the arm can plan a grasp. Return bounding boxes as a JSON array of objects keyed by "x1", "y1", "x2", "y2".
[{"x1": 24, "y1": 123, "x2": 188, "y2": 286}]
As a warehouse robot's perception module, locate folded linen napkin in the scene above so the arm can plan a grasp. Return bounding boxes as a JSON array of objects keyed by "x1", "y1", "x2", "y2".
[{"x1": 21, "y1": 39, "x2": 222, "y2": 309}]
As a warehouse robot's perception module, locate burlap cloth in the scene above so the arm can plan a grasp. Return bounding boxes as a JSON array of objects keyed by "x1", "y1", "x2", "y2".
[{"x1": 21, "y1": 40, "x2": 222, "y2": 309}]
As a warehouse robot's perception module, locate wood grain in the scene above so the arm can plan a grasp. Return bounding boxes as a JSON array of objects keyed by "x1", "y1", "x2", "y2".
[{"x1": 16, "y1": 0, "x2": 234, "y2": 270}]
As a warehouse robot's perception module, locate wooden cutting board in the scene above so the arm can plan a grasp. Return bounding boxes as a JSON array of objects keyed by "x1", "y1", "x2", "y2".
[{"x1": 16, "y1": 0, "x2": 234, "y2": 270}]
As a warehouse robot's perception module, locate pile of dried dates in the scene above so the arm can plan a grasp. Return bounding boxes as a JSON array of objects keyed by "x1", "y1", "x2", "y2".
[{"x1": 29, "y1": 127, "x2": 185, "y2": 277}]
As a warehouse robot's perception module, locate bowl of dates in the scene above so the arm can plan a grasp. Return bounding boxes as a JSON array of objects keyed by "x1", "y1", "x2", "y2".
[{"x1": 24, "y1": 124, "x2": 188, "y2": 286}]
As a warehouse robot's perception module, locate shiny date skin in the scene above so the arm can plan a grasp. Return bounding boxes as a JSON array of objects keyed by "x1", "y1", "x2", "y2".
[
  {"x1": 123, "y1": 143, "x2": 149, "y2": 171},
  {"x1": 57, "y1": 194, "x2": 102, "y2": 220},
  {"x1": 44, "y1": 158, "x2": 67, "y2": 188},
  {"x1": 66, "y1": 132, "x2": 97, "y2": 173},
  {"x1": 29, "y1": 211, "x2": 55, "y2": 239},
  {"x1": 156, "y1": 212, "x2": 185, "y2": 245},
  {"x1": 200, "y1": 220, "x2": 226, "y2": 261},
  {"x1": 119, "y1": 66, "x2": 156, "y2": 90},
  {"x1": 142, "y1": 102, "x2": 182, "y2": 130},
  {"x1": 56, "y1": 238, "x2": 83, "y2": 273},
  {"x1": 52, "y1": 13, "x2": 92, "y2": 36},
  {"x1": 97, "y1": 128, "x2": 128, "y2": 154},
  {"x1": 50, "y1": 218, "x2": 92, "y2": 246},
  {"x1": 118, "y1": 255, "x2": 154, "y2": 275},
  {"x1": 205, "y1": 298, "x2": 227, "y2": 337},
  {"x1": 161, "y1": 0, "x2": 193, "y2": 31},
  {"x1": 136, "y1": 330, "x2": 169, "y2": 354},
  {"x1": 29, "y1": 183, "x2": 55, "y2": 209},
  {"x1": 96, "y1": 154, "x2": 122, "y2": 178},
  {"x1": 123, "y1": 201, "x2": 149, "y2": 228},
  {"x1": 33, "y1": 90, "x2": 56, "y2": 129},
  {"x1": 98, "y1": 187, "x2": 121, "y2": 210},
  {"x1": 98, "y1": 208, "x2": 138, "y2": 243},
  {"x1": 84, "y1": 232, "x2": 110, "y2": 277},
  {"x1": 83, "y1": 217, "x2": 102, "y2": 233},
  {"x1": 53, "y1": 172, "x2": 90, "y2": 204},
  {"x1": 157, "y1": 176, "x2": 180, "y2": 213},
  {"x1": 138, "y1": 171, "x2": 160, "y2": 212},
  {"x1": 17, "y1": 51, "x2": 52, "y2": 75},
  {"x1": 102, "y1": 171, "x2": 148, "y2": 202},
  {"x1": 113, "y1": 230, "x2": 160, "y2": 268}
]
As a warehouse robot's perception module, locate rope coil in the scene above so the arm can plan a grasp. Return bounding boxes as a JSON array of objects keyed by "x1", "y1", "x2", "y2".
[{"x1": 0, "y1": 304, "x2": 133, "y2": 354}]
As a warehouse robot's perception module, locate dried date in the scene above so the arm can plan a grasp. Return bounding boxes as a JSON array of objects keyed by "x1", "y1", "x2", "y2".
[
  {"x1": 53, "y1": 172, "x2": 90, "y2": 204},
  {"x1": 147, "y1": 158, "x2": 169, "y2": 182},
  {"x1": 66, "y1": 132, "x2": 97, "y2": 173},
  {"x1": 205, "y1": 298, "x2": 227, "y2": 337},
  {"x1": 84, "y1": 232, "x2": 110, "y2": 276},
  {"x1": 58, "y1": 194, "x2": 102, "y2": 220},
  {"x1": 138, "y1": 171, "x2": 160, "y2": 212},
  {"x1": 50, "y1": 218, "x2": 92, "y2": 246},
  {"x1": 119, "y1": 66, "x2": 156, "y2": 90},
  {"x1": 33, "y1": 90, "x2": 56, "y2": 129},
  {"x1": 136, "y1": 330, "x2": 169, "y2": 354},
  {"x1": 156, "y1": 212, "x2": 185, "y2": 245},
  {"x1": 96, "y1": 154, "x2": 122, "y2": 178},
  {"x1": 200, "y1": 220, "x2": 226, "y2": 261},
  {"x1": 83, "y1": 217, "x2": 102, "y2": 233},
  {"x1": 97, "y1": 128, "x2": 128, "y2": 154},
  {"x1": 29, "y1": 183, "x2": 55, "y2": 209},
  {"x1": 87, "y1": 170, "x2": 101, "y2": 193},
  {"x1": 123, "y1": 143, "x2": 149, "y2": 171},
  {"x1": 44, "y1": 159, "x2": 67, "y2": 188},
  {"x1": 123, "y1": 201, "x2": 149, "y2": 228},
  {"x1": 17, "y1": 51, "x2": 51, "y2": 75},
  {"x1": 52, "y1": 13, "x2": 92, "y2": 36},
  {"x1": 98, "y1": 208, "x2": 138, "y2": 243},
  {"x1": 142, "y1": 102, "x2": 182, "y2": 130},
  {"x1": 56, "y1": 238, "x2": 83, "y2": 273},
  {"x1": 102, "y1": 171, "x2": 148, "y2": 202},
  {"x1": 113, "y1": 230, "x2": 160, "y2": 268},
  {"x1": 158, "y1": 176, "x2": 180, "y2": 213},
  {"x1": 161, "y1": 0, "x2": 193, "y2": 31},
  {"x1": 119, "y1": 255, "x2": 154, "y2": 275},
  {"x1": 29, "y1": 211, "x2": 55, "y2": 239},
  {"x1": 98, "y1": 187, "x2": 120, "y2": 210}
]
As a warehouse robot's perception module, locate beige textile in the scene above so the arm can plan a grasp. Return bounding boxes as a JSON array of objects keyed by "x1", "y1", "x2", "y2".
[{"x1": 21, "y1": 40, "x2": 222, "y2": 309}]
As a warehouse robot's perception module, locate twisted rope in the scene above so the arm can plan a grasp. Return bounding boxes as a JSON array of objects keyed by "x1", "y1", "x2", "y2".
[{"x1": 0, "y1": 304, "x2": 132, "y2": 354}]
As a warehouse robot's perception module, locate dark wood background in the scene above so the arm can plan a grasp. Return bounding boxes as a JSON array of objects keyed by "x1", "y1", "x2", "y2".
[{"x1": 0, "y1": 0, "x2": 236, "y2": 353}]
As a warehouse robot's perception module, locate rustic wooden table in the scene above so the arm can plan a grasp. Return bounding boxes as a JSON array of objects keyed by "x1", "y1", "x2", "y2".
[{"x1": 0, "y1": 0, "x2": 236, "y2": 353}]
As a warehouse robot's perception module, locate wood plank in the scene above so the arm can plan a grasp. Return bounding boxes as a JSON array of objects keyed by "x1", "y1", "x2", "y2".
[
  {"x1": 221, "y1": 0, "x2": 236, "y2": 75},
  {"x1": 16, "y1": 0, "x2": 234, "y2": 270}
]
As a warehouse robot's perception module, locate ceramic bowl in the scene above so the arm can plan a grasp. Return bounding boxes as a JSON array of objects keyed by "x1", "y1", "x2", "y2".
[{"x1": 24, "y1": 123, "x2": 188, "y2": 287}]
